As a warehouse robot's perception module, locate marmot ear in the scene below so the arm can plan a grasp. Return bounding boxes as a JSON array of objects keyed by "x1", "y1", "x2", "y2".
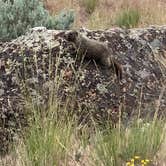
[{"x1": 73, "y1": 31, "x2": 78, "y2": 37}]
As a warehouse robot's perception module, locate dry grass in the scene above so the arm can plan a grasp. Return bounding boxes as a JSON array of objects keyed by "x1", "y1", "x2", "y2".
[
  {"x1": 44, "y1": 0, "x2": 81, "y2": 27},
  {"x1": 154, "y1": 124, "x2": 166, "y2": 165},
  {"x1": 44, "y1": 0, "x2": 166, "y2": 29}
]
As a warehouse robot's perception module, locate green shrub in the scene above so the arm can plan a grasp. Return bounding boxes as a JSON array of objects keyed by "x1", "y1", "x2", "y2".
[
  {"x1": 115, "y1": 8, "x2": 140, "y2": 28},
  {"x1": 81, "y1": 0, "x2": 98, "y2": 14},
  {"x1": 0, "y1": 0, "x2": 74, "y2": 41}
]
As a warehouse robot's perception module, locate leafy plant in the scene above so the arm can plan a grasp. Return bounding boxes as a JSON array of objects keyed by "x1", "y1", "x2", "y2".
[
  {"x1": 0, "y1": 0, "x2": 74, "y2": 41},
  {"x1": 115, "y1": 8, "x2": 140, "y2": 28}
]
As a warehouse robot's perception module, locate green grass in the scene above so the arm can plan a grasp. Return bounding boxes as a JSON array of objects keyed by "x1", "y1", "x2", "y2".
[
  {"x1": 115, "y1": 8, "x2": 140, "y2": 28},
  {"x1": 11, "y1": 102, "x2": 165, "y2": 166},
  {"x1": 92, "y1": 120, "x2": 165, "y2": 166},
  {"x1": 15, "y1": 104, "x2": 76, "y2": 166}
]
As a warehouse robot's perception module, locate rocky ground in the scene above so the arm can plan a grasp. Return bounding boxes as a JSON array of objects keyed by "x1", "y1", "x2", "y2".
[{"x1": 0, "y1": 26, "x2": 166, "y2": 155}]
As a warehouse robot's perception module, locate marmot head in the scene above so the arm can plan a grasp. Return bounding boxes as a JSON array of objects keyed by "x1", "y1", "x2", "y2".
[{"x1": 64, "y1": 30, "x2": 79, "y2": 43}]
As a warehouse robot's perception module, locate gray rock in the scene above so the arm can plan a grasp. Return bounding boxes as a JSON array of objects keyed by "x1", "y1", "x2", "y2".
[{"x1": 0, "y1": 89, "x2": 4, "y2": 96}]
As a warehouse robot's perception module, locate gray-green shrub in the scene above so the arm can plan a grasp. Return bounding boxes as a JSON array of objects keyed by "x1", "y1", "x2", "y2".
[
  {"x1": 54, "y1": 9, "x2": 75, "y2": 30},
  {"x1": 0, "y1": 0, "x2": 74, "y2": 41}
]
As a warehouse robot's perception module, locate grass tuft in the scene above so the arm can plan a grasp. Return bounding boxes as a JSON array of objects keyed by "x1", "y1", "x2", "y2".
[
  {"x1": 81, "y1": 0, "x2": 98, "y2": 14},
  {"x1": 15, "y1": 103, "x2": 75, "y2": 166},
  {"x1": 92, "y1": 119, "x2": 165, "y2": 166},
  {"x1": 115, "y1": 8, "x2": 140, "y2": 28}
]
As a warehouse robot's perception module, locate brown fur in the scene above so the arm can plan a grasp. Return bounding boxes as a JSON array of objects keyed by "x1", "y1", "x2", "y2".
[{"x1": 64, "y1": 30, "x2": 122, "y2": 80}]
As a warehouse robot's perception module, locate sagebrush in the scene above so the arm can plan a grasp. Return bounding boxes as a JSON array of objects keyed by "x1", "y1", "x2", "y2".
[{"x1": 0, "y1": 0, "x2": 74, "y2": 41}]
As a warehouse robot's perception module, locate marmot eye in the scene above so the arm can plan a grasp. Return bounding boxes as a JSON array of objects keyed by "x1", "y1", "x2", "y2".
[{"x1": 68, "y1": 34, "x2": 72, "y2": 39}]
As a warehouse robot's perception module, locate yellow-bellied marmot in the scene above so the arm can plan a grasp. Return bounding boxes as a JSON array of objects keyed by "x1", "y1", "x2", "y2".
[{"x1": 64, "y1": 30, "x2": 122, "y2": 80}]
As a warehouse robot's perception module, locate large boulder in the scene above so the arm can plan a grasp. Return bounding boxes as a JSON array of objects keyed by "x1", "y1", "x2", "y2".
[{"x1": 0, "y1": 26, "x2": 166, "y2": 154}]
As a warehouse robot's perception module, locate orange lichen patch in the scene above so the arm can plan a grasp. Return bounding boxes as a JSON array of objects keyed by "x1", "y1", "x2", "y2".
[{"x1": 63, "y1": 68, "x2": 73, "y2": 80}]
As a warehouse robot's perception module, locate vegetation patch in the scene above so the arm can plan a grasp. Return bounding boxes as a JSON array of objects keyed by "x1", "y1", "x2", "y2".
[
  {"x1": 115, "y1": 8, "x2": 140, "y2": 28},
  {"x1": 92, "y1": 119, "x2": 165, "y2": 166},
  {"x1": 11, "y1": 104, "x2": 165, "y2": 166},
  {"x1": 81, "y1": 0, "x2": 98, "y2": 14},
  {"x1": 0, "y1": 0, "x2": 74, "y2": 41}
]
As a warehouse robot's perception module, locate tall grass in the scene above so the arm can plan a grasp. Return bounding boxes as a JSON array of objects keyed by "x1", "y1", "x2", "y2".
[
  {"x1": 14, "y1": 103, "x2": 76, "y2": 166},
  {"x1": 92, "y1": 119, "x2": 165, "y2": 166},
  {"x1": 115, "y1": 8, "x2": 140, "y2": 28},
  {"x1": 7, "y1": 101, "x2": 164, "y2": 166}
]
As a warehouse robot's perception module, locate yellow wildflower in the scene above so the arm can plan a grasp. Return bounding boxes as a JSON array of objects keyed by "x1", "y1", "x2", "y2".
[
  {"x1": 126, "y1": 162, "x2": 131, "y2": 166},
  {"x1": 145, "y1": 159, "x2": 150, "y2": 163},
  {"x1": 131, "y1": 159, "x2": 134, "y2": 163},
  {"x1": 134, "y1": 156, "x2": 140, "y2": 159}
]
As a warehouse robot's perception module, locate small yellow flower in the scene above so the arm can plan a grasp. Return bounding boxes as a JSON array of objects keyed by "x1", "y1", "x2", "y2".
[
  {"x1": 141, "y1": 160, "x2": 145, "y2": 163},
  {"x1": 134, "y1": 156, "x2": 140, "y2": 159},
  {"x1": 130, "y1": 164, "x2": 134, "y2": 166},
  {"x1": 131, "y1": 159, "x2": 134, "y2": 163},
  {"x1": 126, "y1": 162, "x2": 131, "y2": 166},
  {"x1": 145, "y1": 159, "x2": 150, "y2": 163}
]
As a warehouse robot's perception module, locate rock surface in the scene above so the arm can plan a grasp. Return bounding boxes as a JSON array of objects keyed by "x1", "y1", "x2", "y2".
[{"x1": 0, "y1": 26, "x2": 166, "y2": 154}]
